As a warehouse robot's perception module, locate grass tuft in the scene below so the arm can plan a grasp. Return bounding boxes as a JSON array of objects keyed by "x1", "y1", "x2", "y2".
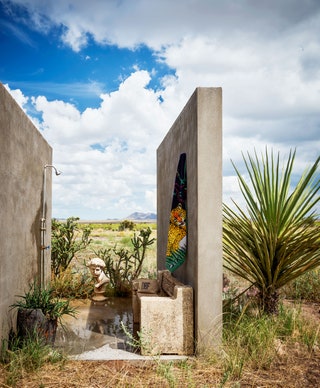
[
  {"x1": 1, "y1": 333, "x2": 66, "y2": 387},
  {"x1": 220, "y1": 303, "x2": 320, "y2": 384}
]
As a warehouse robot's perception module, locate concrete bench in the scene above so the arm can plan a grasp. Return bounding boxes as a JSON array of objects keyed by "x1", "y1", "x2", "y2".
[{"x1": 132, "y1": 270, "x2": 194, "y2": 355}]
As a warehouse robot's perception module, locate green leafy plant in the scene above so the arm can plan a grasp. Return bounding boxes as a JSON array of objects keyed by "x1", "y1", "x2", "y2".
[
  {"x1": 10, "y1": 282, "x2": 77, "y2": 322},
  {"x1": 223, "y1": 149, "x2": 320, "y2": 314},
  {"x1": 95, "y1": 227, "x2": 155, "y2": 295},
  {"x1": 51, "y1": 217, "x2": 92, "y2": 277},
  {"x1": 10, "y1": 282, "x2": 78, "y2": 348}
]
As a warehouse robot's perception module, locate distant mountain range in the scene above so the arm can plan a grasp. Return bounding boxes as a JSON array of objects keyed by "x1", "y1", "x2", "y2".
[{"x1": 125, "y1": 212, "x2": 157, "y2": 220}]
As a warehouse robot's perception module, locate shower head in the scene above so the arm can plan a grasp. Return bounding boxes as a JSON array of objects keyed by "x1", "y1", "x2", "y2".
[
  {"x1": 44, "y1": 164, "x2": 62, "y2": 175},
  {"x1": 54, "y1": 168, "x2": 62, "y2": 176}
]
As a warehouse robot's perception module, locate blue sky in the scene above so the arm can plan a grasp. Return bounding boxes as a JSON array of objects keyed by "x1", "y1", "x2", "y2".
[{"x1": 1, "y1": 0, "x2": 319, "y2": 219}]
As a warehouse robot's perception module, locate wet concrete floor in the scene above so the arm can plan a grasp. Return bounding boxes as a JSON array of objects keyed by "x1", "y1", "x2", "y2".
[
  {"x1": 55, "y1": 297, "x2": 188, "y2": 361},
  {"x1": 55, "y1": 298, "x2": 136, "y2": 357}
]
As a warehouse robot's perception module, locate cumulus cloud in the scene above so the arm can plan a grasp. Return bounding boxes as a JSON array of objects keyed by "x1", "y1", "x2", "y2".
[
  {"x1": 3, "y1": 0, "x2": 319, "y2": 218},
  {"x1": 4, "y1": 83, "x2": 28, "y2": 109},
  {"x1": 5, "y1": 0, "x2": 320, "y2": 50},
  {"x1": 13, "y1": 70, "x2": 172, "y2": 219}
]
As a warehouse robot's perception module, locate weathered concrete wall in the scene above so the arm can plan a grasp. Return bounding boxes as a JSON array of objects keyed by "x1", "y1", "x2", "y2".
[
  {"x1": 0, "y1": 83, "x2": 52, "y2": 342},
  {"x1": 157, "y1": 87, "x2": 222, "y2": 352}
]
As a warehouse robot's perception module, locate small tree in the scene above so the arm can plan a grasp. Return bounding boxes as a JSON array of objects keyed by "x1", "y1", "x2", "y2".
[
  {"x1": 118, "y1": 220, "x2": 136, "y2": 231},
  {"x1": 223, "y1": 149, "x2": 320, "y2": 314},
  {"x1": 95, "y1": 227, "x2": 155, "y2": 296},
  {"x1": 51, "y1": 217, "x2": 92, "y2": 277}
]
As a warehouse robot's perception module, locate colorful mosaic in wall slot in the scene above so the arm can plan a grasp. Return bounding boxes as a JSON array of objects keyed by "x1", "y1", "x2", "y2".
[{"x1": 166, "y1": 153, "x2": 187, "y2": 272}]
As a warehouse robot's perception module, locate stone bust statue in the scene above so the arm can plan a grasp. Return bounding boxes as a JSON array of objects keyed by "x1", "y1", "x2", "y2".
[{"x1": 87, "y1": 257, "x2": 109, "y2": 302}]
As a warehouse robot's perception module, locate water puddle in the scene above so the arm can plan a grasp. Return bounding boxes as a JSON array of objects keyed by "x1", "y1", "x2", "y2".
[{"x1": 55, "y1": 297, "x2": 135, "y2": 355}]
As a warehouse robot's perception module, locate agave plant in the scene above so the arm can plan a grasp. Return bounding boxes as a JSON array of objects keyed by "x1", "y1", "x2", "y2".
[{"x1": 223, "y1": 149, "x2": 320, "y2": 314}]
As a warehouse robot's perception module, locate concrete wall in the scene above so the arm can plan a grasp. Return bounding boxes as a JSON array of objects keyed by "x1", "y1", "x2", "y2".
[
  {"x1": 0, "y1": 83, "x2": 52, "y2": 342},
  {"x1": 157, "y1": 87, "x2": 222, "y2": 352}
]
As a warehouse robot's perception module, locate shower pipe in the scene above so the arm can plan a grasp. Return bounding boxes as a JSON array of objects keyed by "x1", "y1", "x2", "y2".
[{"x1": 40, "y1": 164, "x2": 61, "y2": 288}]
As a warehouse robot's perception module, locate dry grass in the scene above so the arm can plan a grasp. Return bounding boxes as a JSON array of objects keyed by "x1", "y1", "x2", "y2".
[
  {"x1": 2, "y1": 302, "x2": 320, "y2": 388},
  {"x1": 1, "y1": 348, "x2": 320, "y2": 388}
]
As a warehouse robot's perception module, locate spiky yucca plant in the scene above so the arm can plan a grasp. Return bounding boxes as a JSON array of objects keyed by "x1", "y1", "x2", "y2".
[{"x1": 223, "y1": 149, "x2": 320, "y2": 314}]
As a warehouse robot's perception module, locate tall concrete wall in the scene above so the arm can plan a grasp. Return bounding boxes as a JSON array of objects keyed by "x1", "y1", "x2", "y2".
[
  {"x1": 157, "y1": 87, "x2": 222, "y2": 352},
  {"x1": 0, "y1": 83, "x2": 52, "y2": 342}
]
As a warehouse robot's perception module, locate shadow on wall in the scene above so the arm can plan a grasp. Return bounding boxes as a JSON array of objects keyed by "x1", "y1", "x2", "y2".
[{"x1": 0, "y1": 82, "x2": 52, "y2": 344}]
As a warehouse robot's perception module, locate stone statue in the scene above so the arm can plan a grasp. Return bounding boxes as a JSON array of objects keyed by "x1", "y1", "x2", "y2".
[{"x1": 88, "y1": 257, "x2": 109, "y2": 302}]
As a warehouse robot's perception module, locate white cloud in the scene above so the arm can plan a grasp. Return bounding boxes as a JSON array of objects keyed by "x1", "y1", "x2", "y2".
[
  {"x1": 9, "y1": 70, "x2": 173, "y2": 219},
  {"x1": 6, "y1": 0, "x2": 320, "y2": 51},
  {"x1": 3, "y1": 0, "x2": 320, "y2": 218},
  {"x1": 4, "y1": 83, "x2": 28, "y2": 110}
]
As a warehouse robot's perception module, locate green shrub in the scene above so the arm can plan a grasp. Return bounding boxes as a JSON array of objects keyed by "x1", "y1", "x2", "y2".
[
  {"x1": 221, "y1": 304, "x2": 320, "y2": 384},
  {"x1": 10, "y1": 281, "x2": 77, "y2": 322},
  {"x1": 118, "y1": 220, "x2": 136, "y2": 231},
  {"x1": 95, "y1": 227, "x2": 155, "y2": 296},
  {"x1": 1, "y1": 333, "x2": 65, "y2": 387},
  {"x1": 51, "y1": 267, "x2": 93, "y2": 299},
  {"x1": 51, "y1": 217, "x2": 92, "y2": 277},
  {"x1": 283, "y1": 268, "x2": 320, "y2": 302},
  {"x1": 119, "y1": 236, "x2": 133, "y2": 246}
]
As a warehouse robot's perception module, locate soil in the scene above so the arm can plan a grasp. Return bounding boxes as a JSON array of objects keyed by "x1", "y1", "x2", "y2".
[{"x1": 1, "y1": 302, "x2": 319, "y2": 388}]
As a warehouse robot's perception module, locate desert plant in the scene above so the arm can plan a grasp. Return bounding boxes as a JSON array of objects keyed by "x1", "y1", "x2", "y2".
[
  {"x1": 118, "y1": 219, "x2": 136, "y2": 231},
  {"x1": 51, "y1": 267, "x2": 93, "y2": 299},
  {"x1": 51, "y1": 217, "x2": 92, "y2": 277},
  {"x1": 95, "y1": 227, "x2": 155, "y2": 295},
  {"x1": 10, "y1": 281, "x2": 78, "y2": 346},
  {"x1": 283, "y1": 268, "x2": 320, "y2": 302},
  {"x1": 1, "y1": 333, "x2": 64, "y2": 387},
  {"x1": 120, "y1": 322, "x2": 177, "y2": 387},
  {"x1": 223, "y1": 149, "x2": 320, "y2": 314},
  {"x1": 10, "y1": 282, "x2": 77, "y2": 322},
  {"x1": 222, "y1": 313, "x2": 276, "y2": 381},
  {"x1": 221, "y1": 303, "x2": 320, "y2": 384}
]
